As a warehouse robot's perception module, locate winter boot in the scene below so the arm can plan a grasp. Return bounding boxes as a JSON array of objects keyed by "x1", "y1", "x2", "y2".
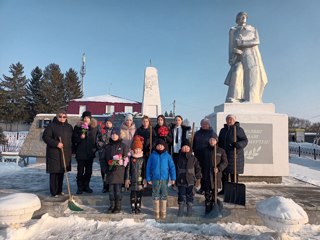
[
  {"x1": 178, "y1": 203, "x2": 185, "y2": 217},
  {"x1": 107, "y1": 201, "x2": 115, "y2": 214},
  {"x1": 205, "y1": 201, "x2": 213, "y2": 214},
  {"x1": 130, "y1": 192, "x2": 136, "y2": 214},
  {"x1": 135, "y1": 193, "x2": 142, "y2": 214},
  {"x1": 186, "y1": 203, "x2": 193, "y2": 217},
  {"x1": 76, "y1": 179, "x2": 84, "y2": 194},
  {"x1": 153, "y1": 200, "x2": 160, "y2": 219},
  {"x1": 112, "y1": 200, "x2": 121, "y2": 213},
  {"x1": 160, "y1": 200, "x2": 167, "y2": 220},
  {"x1": 84, "y1": 182, "x2": 93, "y2": 193}
]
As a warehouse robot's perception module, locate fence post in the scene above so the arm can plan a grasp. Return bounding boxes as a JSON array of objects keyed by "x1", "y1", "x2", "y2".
[
  {"x1": 299, "y1": 146, "x2": 301, "y2": 157},
  {"x1": 314, "y1": 149, "x2": 316, "y2": 160}
]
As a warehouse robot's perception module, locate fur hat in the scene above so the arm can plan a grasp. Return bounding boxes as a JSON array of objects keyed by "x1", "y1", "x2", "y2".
[
  {"x1": 132, "y1": 135, "x2": 144, "y2": 150},
  {"x1": 81, "y1": 111, "x2": 92, "y2": 119},
  {"x1": 111, "y1": 127, "x2": 121, "y2": 137}
]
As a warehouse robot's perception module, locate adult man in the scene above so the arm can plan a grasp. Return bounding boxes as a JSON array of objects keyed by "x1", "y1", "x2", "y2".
[
  {"x1": 225, "y1": 12, "x2": 268, "y2": 103},
  {"x1": 218, "y1": 114, "x2": 248, "y2": 195},
  {"x1": 42, "y1": 111, "x2": 73, "y2": 197}
]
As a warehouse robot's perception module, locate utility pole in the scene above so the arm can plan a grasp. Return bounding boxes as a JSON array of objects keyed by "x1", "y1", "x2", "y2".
[
  {"x1": 80, "y1": 53, "x2": 86, "y2": 97},
  {"x1": 173, "y1": 100, "x2": 176, "y2": 117}
]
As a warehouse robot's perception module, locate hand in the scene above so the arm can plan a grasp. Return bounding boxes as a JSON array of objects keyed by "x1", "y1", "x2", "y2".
[
  {"x1": 143, "y1": 179, "x2": 147, "y2": 188},
  {"x1": 125, "y1": 180, "x2": 131, "y2": 188},
  {"x1": 57, "y1": 142, "x2": 63, "y2": 149},
  {"x1": 81, "y1": 133, "x2": 86, "y2": 139},
  {"x1": 195, "y1": 179, "x2": 201, "y2": 188},
  {"x1": 148, "y1": 181, "x2": 152, "y2": 185},
  {"x1": 214, "y1": 167, "x2": 219, "y2": 174},
  {"x1": 232, "y1": 142, "x2": 238, "y2": 148},
  {"x1": 171, "y1": 180, "x2": 175, "y2": 186}
]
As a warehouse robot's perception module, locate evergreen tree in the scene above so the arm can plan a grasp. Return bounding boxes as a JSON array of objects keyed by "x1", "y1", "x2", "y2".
[
  {"x1": 0, "y1": 62, "x2": 28, "y2": 125},
  {"x1": 26, "y1": 66, "x2": 44, "y2": 122},
  {"x1": 64, "y1": 68, "x2": 82, "y2": 103},
  {"x1": 164, "y1": 111, "x2": 168, "y2": 117},
  {"x1": 41, "y1": 63, "x2": 65, "y2": 113}
]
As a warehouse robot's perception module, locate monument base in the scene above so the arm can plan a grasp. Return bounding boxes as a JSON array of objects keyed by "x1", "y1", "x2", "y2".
[{"x1": 207, "y1": 103, "x2": 288, "y2": 177}]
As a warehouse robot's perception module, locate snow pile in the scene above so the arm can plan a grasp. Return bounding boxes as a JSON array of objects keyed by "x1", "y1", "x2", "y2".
[
  {"x1": 0, "y1": 163, "x2": 22, "y2": 177},
  {"x1": 0, "y1": 193, "x2": 41, "y2": 228},
  {"x1": 256, "y1": 196, "x2": 308, "y2": 233}
]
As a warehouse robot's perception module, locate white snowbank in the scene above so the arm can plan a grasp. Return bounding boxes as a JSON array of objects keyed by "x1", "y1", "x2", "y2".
[{"x1": 0, "y1": 193, "x2": 41, "y2": 212}]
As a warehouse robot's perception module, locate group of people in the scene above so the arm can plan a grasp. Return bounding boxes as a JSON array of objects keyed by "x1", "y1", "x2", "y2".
[{"x1": 43, "y1": 110, "x2": 248, "y2": 219}]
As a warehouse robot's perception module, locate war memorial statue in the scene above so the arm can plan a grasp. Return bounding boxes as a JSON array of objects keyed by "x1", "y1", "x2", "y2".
[{"x1": 225, "y1": 12, "x2": 268, "y2": 103}]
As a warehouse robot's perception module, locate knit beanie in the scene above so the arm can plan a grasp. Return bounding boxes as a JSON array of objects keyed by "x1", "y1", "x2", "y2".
[
  {"x1": 132, "y1": 135, "x2": 144, "y2": 150},
  {"x1": 81, "y1": 111, "x2": 92, "y2": 120},
  {"x1": 111, "y1": 127, "x2": 121, "y2": 137},
  {"x1": 200, "y1": 118, "x2": 211, "y2": 127},
  {"x1": 125, "y1": 114, "x2": 133, "y2": 121}
]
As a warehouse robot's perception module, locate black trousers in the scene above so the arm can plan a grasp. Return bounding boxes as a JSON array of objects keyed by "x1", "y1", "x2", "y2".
[
  {"x1": 109, "y1": 184, "x2": 122, "y2": 201},
  {"x1": 49, "y1": 173, "x2": 64, "y2": 196},
  {"x1": 178, "y1": 185, "x2": 194, "y2": 205},
  {"x1": 76, "y1": 158, "x2": 93, "y2": 190}
]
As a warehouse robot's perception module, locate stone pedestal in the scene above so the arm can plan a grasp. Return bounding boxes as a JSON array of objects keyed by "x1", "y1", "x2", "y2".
[
  {"x1": 207, "y1": 103, "x2": 288, "y2": 177},
  {"x1": 142, "y1": 67, "x2": 162, "y2": 117}
]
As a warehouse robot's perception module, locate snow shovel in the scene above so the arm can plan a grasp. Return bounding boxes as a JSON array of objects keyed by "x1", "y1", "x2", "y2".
[
  {"x1": 223, "y1": 126, "x2": 246, "y2": 206},
  {"x1": 190, "y1": 122, "x2": 195, "y2": 151},
  {"x1": 206, "y1": 144, "x2": 223, "y2": 218},
  {"x1": 59, "y1": 137, "x2": 83, "y2": 211}
]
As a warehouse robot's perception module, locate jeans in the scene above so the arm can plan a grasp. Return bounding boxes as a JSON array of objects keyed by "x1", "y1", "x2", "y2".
[
  {"x1": 152, "y1": 180, "x2": 168, "y2": 200},
  {"x1": 178, "y1": 185, "x2": 194, "y2": 205},
  {"x1": 109, "y1": 184, "x2": 122, "y2": 201}
]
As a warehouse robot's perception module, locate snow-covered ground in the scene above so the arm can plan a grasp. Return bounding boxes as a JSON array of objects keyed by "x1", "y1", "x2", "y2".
[{"x1": 0, "y1": 153, "x2": 320, "y2": 240}]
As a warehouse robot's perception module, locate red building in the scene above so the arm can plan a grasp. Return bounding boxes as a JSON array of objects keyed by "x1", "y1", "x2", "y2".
[{"x1": 67, "y1": 94, "x2": 142, "y2": 115}]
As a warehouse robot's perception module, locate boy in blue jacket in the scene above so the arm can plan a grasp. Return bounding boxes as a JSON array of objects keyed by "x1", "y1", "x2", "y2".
[{"x1": 146, "y1": 138, "x2": 176, "y2": 219}]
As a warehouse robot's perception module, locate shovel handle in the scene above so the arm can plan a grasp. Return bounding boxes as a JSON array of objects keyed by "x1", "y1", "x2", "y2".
[
  {"x1": 59, "y1": 137, "x2": 72, "y2": 200},
  {"x1": 234, "y1": 126, "x2": 237, "y2": 183}
]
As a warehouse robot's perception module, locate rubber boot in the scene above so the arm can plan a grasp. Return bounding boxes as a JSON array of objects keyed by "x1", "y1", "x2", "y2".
[
  {"x1": 135, "y1": 192, "x2": 142, "y2": 214},
  {"x1": 153, "y1": 200, "x2": 160, "y2": 219},
  {"x1": 186, "y1": 203, "x2": 193, "y2": 217},
  {"x1": 160, "y1": 200, "x2": 167, "y2": 219},
  {"x1": 178, "y1": 203, "x2": 184, "y2": 217},
  {"x1": 112, "y1": 200, "x2": 121, "y2": 213},
  {"x1": 107, "y1": 201, "x2": 115, "y2": 213}
]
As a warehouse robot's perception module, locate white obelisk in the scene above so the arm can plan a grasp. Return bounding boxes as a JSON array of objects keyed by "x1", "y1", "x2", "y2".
[{"x1": 142, "y1": 66, "x2": 161, "y2": 117}]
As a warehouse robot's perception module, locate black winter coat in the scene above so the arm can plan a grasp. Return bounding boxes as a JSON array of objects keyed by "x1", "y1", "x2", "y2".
[
  {"x1": 125, "y1": 152, "x2": 145, "y2": 191},
  {"x1": 176, "y1": 152, "x2": 202, "y2": 187},
  {"x1": 73, "y1": 119, "x2": 98, "y2": 160},
  {"x1": 104, "y1": 139, "x2": 129, "y2": 184},
  {"x1": 154, "y1": 124, "x2": 173, "y2": 151},
  {"x1": 42, "y1": 117, "x2": 73, "y2": 173},
  {"x1": 218, "y1": 122, "x2": 248, "y2": 174},
  {"x1": 201, "y1": 146, "x2": 228, "y2": 190},
  {"x1": 170, "y1": 124, "x2": 191, "y2": 154},
  {"x1": 193, "y1": 127, "x2": 217, "y2": 162}
]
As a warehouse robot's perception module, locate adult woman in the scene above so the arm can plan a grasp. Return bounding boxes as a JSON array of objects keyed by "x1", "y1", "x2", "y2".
[
  {"x1": 42, "y1": 111, "x2": 73, "y2": 197},
  {"x1": 154, "y1": 114, "x2": 172, "y2": 151},
  {"x1": 120, "y1": 114, "x2": 136, "y2": 149}
]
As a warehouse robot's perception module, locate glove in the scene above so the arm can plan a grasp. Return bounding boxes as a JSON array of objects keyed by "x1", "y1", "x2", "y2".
[
  {"x1": 125, "y1": 180, "x2": 130, "y2": 188},
  {"x1": 231, "y1": 142, "x2": 238, "y2": 148}
]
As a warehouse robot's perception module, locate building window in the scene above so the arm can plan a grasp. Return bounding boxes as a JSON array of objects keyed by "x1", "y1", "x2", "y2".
[
  {"x1": 79, "y1": 105, "x2": 86, "y2": 115},
  {"x1": 106, "y1": 105, "x2": 115, "y2": 114},
  {"x1": 124, "y1": 106, "x2": 133, "y2": 113}
]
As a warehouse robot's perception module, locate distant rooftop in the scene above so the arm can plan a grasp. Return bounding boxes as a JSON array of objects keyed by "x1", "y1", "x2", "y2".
[{"x1": 71, "y1": 94, "x2": 140, "y2": 104}]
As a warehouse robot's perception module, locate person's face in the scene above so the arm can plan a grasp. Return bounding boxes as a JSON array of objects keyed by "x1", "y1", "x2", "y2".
[
  {"x1": 237, "y1": 14, "x2": 247, "y2": 25},
  {"x1": 134, "y1": 148, "x2": 142, "y2": 154},
  {"x1": 175, "y1": 117, "x2": 182, "y2": 126},
  {"x1": 57, "y1": 114, "x2": 67, "y2": 123},
  {"x1": 181, "y1": 145, "x2": 190, "y2": 153},
  {"x1": 125, "y1": 118, "x2": 133, "y2": 127},
  {"x1": 157, "y1": 117, "x2": 164, "y2": 126},
  {"x1": 209, "y1": 138, "x2": 217, "y2": 146},
  {"x1": 156, "y1": 144, "x2": 165, "y2": 151},
  {"x1": 83, "y1": 116, "x2": 91, "y2": 124},
  {"x1": 105, "y1": 121, "x2": 112, "y2": 129},
  {"x1": 201, "y1": 122, "x2": 210, "y2": 130},
  {"x1": 226, "y1": 117, "x2": 236, "y2": 126},
  {"x1": 142, "y1": 118, "x2": 149, "y2": 128},
  {"x1": 111, "y1": 133, "x2": 119, "y2": 141}
]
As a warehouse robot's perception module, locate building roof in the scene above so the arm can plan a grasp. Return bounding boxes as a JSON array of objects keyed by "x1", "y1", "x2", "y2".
[{"x1": 71, "y1": 94, "x2": 141, "y2": 104}]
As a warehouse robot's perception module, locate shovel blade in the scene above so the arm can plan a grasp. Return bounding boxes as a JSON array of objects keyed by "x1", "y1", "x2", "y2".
[{"x1": 224, "y1": 182, "x2": 246, "y2": 206}]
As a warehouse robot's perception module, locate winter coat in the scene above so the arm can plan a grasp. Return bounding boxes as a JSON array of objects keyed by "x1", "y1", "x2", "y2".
[
  {"x1": 201, "y1": 145, "x2": 228, "y2": 190},
  {"x1": 96, "y1": 125, "x2": 113, "y2": 164},
  {"x1": 176, "y1": 152, "x2": 202, "y2": 187},
  {"x1": 154, "y1": 124, "x2": 173, "y2": 151},
  {"x1": 42, "y1": 117, "x2": 73, "y2": 173},
  {"x1": 125, "y1": 151, "x2": 145, "y2": 191},
  {"x1": 170, "y1": 124, "x2": 191, "y2": 154},
  {"x1": 146, "y1": 150, "x2": 176, "y2": 182},
  {"x1": 134, "y1": 125, "x2": 156, "y2": 158},
  {"x1": 218, "y1": 122, "x2": 248, "y2": 174},
  {"x1": 73, "y1": 119, "x2": 98, "y2": 160},
  {"x1": 104, "y1": 139, "x2": 129, "y2": 184},
  {"x1": 193, "y1": 127, "x2": 217, "y2": 163},
  {"x1": 120, "y1": 122, "x2": 136, "y2": 148}
]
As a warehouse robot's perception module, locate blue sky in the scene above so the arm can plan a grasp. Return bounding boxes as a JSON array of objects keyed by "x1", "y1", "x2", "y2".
[{"x1": 1, "y1": 0, "x2": 320, "y2": 126}]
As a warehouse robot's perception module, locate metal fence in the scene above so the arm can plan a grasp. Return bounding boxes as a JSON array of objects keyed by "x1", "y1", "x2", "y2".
[{"x1": 289, "y1": 144, "x2": 320, "y2": 160}]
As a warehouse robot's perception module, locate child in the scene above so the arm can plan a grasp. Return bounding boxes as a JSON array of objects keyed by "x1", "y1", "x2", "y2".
[
  {"x1": 125, "y1": 135, "x2": 147, "y2": 214},
  {"x1": 104, "y1": 128, "x2": 129, "y2": 214},
  {"x1": 176, "y1": 141, "x2": 202, "y2": 217},
  {"x1": 146, "y1": 139, "x2": 176, "y2": 220}
]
